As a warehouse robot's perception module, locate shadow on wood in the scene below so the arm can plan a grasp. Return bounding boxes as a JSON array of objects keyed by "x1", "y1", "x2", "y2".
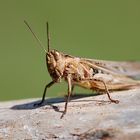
[{"x1": 10, "y1": 93, "x2": 102, "y2": 111}]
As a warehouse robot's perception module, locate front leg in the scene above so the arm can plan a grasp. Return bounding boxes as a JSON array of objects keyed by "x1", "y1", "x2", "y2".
[
  {"x1": 34, "y1": 81, "x2": 55, "y2": 107},
  {"x1": 64, "y1": 84, "x2": 74, "y2": 99},
  {"x1": 61, "y1": 75, "x2": 72, "y2": 118}
]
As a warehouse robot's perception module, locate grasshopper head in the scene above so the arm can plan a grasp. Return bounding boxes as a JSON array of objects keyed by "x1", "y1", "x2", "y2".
[
  {"x1": 46, "y1": 49, "x2": 65, "y2": 82},
  {"x1": 24, "y1": 21, "x2": 65, "y2": 82}
]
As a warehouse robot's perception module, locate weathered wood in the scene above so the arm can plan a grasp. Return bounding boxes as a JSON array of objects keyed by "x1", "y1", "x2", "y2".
[{"x1": 0, "y1": 89, "x2": 140, "y2": 140}]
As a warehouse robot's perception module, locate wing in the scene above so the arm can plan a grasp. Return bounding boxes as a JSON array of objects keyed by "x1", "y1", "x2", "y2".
[
  {"x1": 63, "y1": 52, "x2": 140, "y2": 78},
  {"x1": 81, "y1": 58, "x2": 140, "y2": 78}
]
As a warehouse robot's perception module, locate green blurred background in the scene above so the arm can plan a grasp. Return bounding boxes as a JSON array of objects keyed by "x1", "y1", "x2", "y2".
[{"x1": 0, "y1": 0, "x2": 140, "y2": 101}]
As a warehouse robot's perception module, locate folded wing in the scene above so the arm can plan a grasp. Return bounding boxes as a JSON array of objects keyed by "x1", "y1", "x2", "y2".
[{"x1": 82, "y1": 58, "x2": 140, "y2": 78}]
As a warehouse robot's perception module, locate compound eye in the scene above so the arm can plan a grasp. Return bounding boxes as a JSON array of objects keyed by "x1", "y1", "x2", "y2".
[
  {"x1": 55, "y1": 51, "x2": 60, "y2": 60},
  {"x1": 55, "y1": 51, "x2": 59, "y2": 56}
]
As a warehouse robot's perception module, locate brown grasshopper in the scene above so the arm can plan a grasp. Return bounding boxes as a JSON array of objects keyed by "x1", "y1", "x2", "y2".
[{"x1": 24, "y1": 21, "x2": 140, "y2": 118}]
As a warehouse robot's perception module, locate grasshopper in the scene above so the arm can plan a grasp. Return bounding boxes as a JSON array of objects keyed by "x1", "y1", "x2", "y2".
[{"x1": 24, "y1": 21, "x2": 140, "y2": 118}]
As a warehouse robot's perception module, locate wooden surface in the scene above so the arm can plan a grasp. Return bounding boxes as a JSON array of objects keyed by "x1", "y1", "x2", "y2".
[{"x1": 0, "y1": 88, "x2": 140, "y2": 140}]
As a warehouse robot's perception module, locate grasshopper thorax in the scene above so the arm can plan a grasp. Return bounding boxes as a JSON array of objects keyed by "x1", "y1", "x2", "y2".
[{"x1": 46, "y1": 49, "x2": 66, "y2": 82}]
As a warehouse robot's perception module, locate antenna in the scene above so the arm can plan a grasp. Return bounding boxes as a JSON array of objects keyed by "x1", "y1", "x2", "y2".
[
  {"x1": 24, "y1": 20, "x2": 47, "y2": 53},
  {"x1": 46, "y1": 22, "x2": 50, "y2": 52}
]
